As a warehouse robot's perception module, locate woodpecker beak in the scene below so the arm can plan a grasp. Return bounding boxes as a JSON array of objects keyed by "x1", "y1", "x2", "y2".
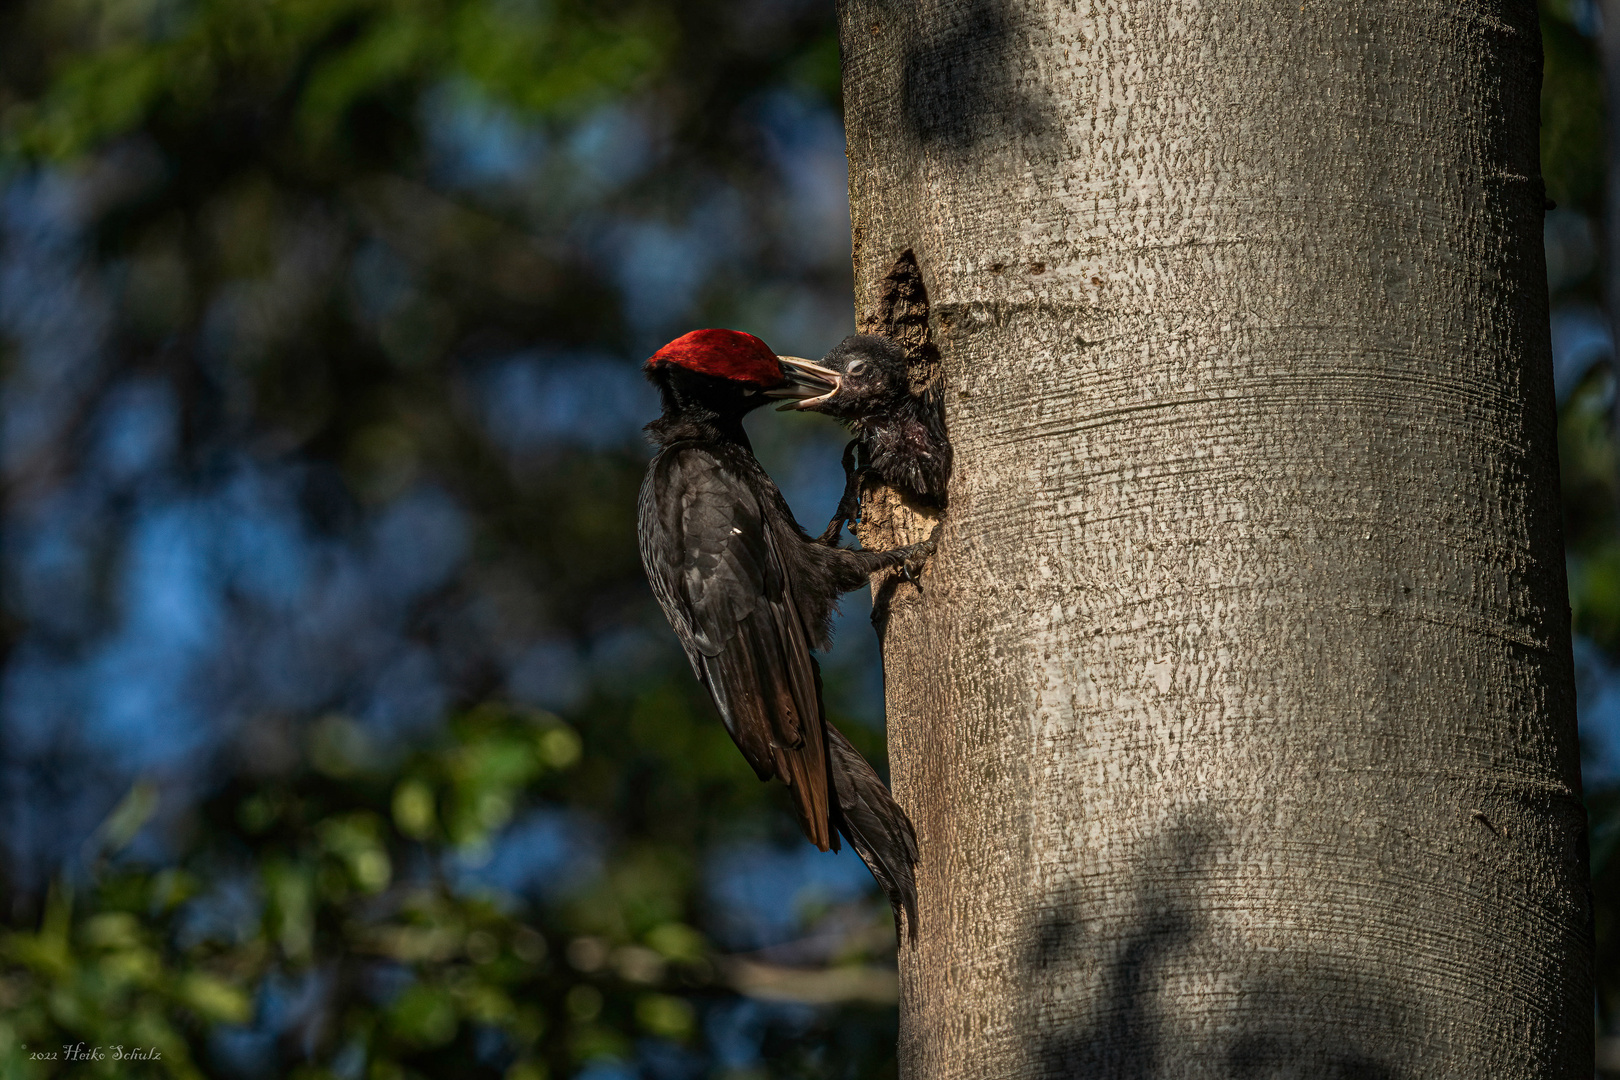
[{"x1": 768, "y1": 356, "x2": 842, "y2": 410}]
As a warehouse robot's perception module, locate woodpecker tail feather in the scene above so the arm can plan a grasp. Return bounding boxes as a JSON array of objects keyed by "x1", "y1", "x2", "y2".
[{"x1": 826, "y1": 723, "x2": 920, "y2": 942}]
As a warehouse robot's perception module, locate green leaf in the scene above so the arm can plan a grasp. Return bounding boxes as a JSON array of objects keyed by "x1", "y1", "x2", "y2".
[
  {"x1": 80, "y1": 913, "x2": 143, "y2": 951},
  {"x1": 634, "y1": 993, "x2": 694, "y2": 1039},
  {"x1": 388, "y1": 983, "x2": 459, "y2": 1047},
  {"x1": 537, "y1": 726, "x2": 582, "y2": 769},
  {"x1": 176, "y1": 973, "x2": 254, "y2": 1024},
  {"x1": 392, "y1": 778, "x2": 439, "y2": 840},
  {"x1": 643, "y1": 922, "x2": 706, "y2": 963}
]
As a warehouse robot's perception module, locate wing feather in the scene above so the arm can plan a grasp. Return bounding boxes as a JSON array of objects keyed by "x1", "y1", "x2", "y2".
[{"x1": 638, "y1": 444, "x2": 835, "y2": 850}]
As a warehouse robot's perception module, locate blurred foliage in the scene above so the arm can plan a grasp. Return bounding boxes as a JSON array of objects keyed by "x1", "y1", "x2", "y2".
[
  {"x1": 0, "y1": 703, "x2": 901, "y2": 1078},
  {"x1": 1568, "y1": 361, "x2": 1620, "y2": 1036},
  {"x1": 1542, "y1": 1, "x2": 1603, "y2": 214},
  {"x1": 0, "y1": 0, "x2": 894, "y2": 1076},
  {"x1": 1, "y1": 0, "x2": 670, "y2": 165},
  {"x1": 1543, "y1": 0, "x2": 1620, "y2": 1050},
  {"x1": 0, "y1": 705, "x2": 583, "y2": 1075},
  {"x1": 0, "y1": 706, "x2": 726, "y2": 1079}
]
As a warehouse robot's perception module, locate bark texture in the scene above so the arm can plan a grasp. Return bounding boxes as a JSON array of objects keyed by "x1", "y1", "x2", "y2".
[{"x1": 838, "y1": 0, "x2": 1591, "y2": 1076}]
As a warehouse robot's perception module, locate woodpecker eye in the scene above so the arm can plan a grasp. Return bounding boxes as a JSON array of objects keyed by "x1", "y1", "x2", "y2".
[{"x1": 846, "y1": 360, "x2": 867, "y2": 376}]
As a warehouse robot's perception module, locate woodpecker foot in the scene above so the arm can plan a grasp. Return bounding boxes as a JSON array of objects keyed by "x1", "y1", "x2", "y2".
[
  {"x1": 896, "y1": 521, "x2": 942, "y2": 585},
  {"x1": 817, "y1": 441, "x2": 867, "y2": 545},
  {"x1": 820, "y1": 471, "x2": 876, "y2": 545}
]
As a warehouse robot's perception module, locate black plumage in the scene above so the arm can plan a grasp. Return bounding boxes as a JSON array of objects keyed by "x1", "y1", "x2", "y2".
[
  {"x1": 780, "y1": 334, "x2": 952, "y2": 542},
  {"x1": 636, "y1": 329, "x2": 930, "y2": 937}
]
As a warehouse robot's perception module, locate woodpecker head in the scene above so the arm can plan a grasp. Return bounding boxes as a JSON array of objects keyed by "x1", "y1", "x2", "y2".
[
  {"x1": 776, "y1": 334, "x2": 909, "y2": 418},
  {"x1": 645, "y1": 329, "x2": 839, "y2": 417}
]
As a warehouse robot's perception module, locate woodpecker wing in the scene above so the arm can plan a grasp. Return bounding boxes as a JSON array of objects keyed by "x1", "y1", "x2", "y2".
[{"x1": 638, "y1": 444, "x2": 835, "y2": 851}]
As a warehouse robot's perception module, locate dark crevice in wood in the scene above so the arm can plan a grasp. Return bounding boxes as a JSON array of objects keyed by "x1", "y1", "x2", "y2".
[{"x1": 859, "y1": 247, "x2": 940, "y2": 393}]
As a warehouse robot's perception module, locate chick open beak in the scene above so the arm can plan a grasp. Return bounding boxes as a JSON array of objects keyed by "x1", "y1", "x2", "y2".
[{"x1": 767, "y1": 356, "x2": 842, "y2": 410}]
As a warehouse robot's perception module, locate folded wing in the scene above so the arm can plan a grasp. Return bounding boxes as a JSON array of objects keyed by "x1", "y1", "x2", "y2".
[{"x1": 639, "y1": 444, "x2": 835, "y2": 850}]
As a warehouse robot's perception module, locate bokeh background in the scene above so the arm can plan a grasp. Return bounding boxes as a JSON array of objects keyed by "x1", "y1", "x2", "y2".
[{"x1": 0, "y1": 1, "x2": 1617, "y2": 1077}]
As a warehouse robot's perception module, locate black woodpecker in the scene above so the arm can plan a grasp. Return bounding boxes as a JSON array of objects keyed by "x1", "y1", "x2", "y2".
[
  {"x1": 637, "y1": 328, "x2": 932, "y2": 938},
  {"x1": 777, "y1": 334, "x2": 952, "y2": 541}
]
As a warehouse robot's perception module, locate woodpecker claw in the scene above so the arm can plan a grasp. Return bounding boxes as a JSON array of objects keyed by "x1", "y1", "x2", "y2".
[{"x1": 896, "y1": 532, "x2": 937, "y2": 587}]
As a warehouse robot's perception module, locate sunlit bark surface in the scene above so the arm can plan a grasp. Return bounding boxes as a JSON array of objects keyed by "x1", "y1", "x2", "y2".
[{"x1": 838, "y1": 0, "x2": 1591, "y2": 1075}]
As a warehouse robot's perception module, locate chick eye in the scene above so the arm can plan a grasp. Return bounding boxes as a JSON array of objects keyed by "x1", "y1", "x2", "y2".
[{"x1": 846, "y1": 360, "x2": 867, "y2": 376}]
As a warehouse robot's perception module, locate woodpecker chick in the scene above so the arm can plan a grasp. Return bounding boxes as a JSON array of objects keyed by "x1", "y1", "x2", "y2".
[
  {"x1": 637, "y1": 328, "x2": 930, "y2": 937},
  {"x1": 777, "y1": 334, "x2": 951, "y2": 540}
]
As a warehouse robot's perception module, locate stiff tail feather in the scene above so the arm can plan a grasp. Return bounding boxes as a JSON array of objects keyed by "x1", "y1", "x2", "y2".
[{"x1": 826, "y1": 723, "x2": 920, "y2": 942}]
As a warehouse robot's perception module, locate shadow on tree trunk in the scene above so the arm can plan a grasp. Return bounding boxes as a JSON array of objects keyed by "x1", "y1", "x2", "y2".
[{"x1": 1022, "y1": 815, "x2": 1412, "y2": 1080}]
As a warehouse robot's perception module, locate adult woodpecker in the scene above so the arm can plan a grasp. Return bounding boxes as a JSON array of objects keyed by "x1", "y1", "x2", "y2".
[
  {"x1": 637, "y1": 328, "x2": 932, "y2": 937},
  {"x1": 776, "y1": 334, "x2": 952, "y2": 541}
]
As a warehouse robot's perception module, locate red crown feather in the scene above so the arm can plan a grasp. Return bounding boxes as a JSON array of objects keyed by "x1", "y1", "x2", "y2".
[{"x1": 646, "y1": 329, "x2": 784, "y2": 386}]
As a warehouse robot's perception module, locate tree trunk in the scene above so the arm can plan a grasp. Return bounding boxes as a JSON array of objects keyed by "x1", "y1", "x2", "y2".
[{"x1": 838, "y1": 1, "x2": 1591, "y2": 1076}]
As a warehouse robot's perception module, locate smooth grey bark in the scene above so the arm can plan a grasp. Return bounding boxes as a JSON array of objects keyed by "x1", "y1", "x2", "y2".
[{"x1": 837, "y1": 1, "x2": 1591, "y2": 1076}]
